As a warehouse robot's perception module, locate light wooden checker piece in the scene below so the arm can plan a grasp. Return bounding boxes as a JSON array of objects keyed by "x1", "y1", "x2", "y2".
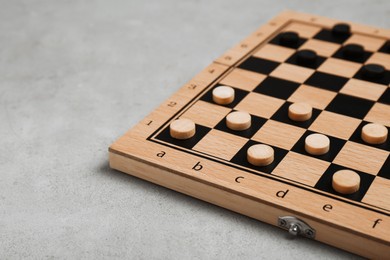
[{"x1": 109, "y1": 11, "x2": 390, "y2": 258}]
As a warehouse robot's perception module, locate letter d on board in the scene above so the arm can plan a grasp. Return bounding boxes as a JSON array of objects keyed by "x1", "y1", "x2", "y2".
[{"x1": 276, "y1": 189, "x2": 289, "y2": 198}]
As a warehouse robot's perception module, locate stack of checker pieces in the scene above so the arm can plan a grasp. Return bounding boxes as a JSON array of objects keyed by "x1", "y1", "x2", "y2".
[{"x1": 156, "y1": 21, "x2": 390, "y2": 211}]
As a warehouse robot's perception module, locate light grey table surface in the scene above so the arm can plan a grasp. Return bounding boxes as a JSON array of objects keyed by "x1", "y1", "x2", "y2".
[{"x1": 1, "y1": 0, "x2": 388, "y2": 259}]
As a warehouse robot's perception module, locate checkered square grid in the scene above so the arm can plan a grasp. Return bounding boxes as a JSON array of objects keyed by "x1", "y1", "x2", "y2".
[{"x1": 155, "y1": 21, "x2": 390, "y2": 211}]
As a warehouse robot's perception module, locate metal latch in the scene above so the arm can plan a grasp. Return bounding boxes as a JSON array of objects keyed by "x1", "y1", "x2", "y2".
[{"x1": 278, "y1": 216, "x2": 316, "y2": 239}]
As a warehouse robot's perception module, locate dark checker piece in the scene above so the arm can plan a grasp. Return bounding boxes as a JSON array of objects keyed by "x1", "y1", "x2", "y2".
[
  {"x1": 269, "y1": 31, "x2": 306, "y2": 49},
  {"x1": 332, "y1": 44, "x2": 372, "y2": 63},
  {"x1": 354, "y1": 64, "x2": 390, "y2": 85},
  {"x1": 279, "y1": 31, "x2": 300, "y2": 47},
  {"x1": 362, "y1": 64, "x2": 385, "y2": 79},
  {"x1": 343, "y1": 44, "x2": 364, "y2": 58},
  {"x1": 332, "y1": 23, "x2": 351, "y2": 36},
  {"x1": 286, "y1": 49, "x2": 325, "y2": 69},
  {"x1": 297, "y1": 49, "x2": 317, "y2": 64},
  {"x1": 314, "y1": 23, "x2": 351, "y2": 44}
]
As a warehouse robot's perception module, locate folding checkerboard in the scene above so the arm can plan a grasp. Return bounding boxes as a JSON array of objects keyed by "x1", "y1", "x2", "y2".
[{"x1": 109, "y1": 11, "x2": 390, "y2": 258}]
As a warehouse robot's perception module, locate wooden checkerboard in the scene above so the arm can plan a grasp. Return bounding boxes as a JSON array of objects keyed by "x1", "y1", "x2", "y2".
[{"x1": 109, "y1": 11, "x2": 390, "y2": 258}]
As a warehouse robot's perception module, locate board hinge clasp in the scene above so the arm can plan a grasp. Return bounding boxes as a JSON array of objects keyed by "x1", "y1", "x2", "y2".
[{"x1": 278, "y1": 216, "x2": 316, "y2": 239}]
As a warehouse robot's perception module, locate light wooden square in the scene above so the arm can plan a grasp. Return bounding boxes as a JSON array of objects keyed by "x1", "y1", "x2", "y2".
[
  {"x1": 362, "y1": 177, "x2": 390, "y2": 210},
  {"x1": 234, "y1": 92, "x2": 284, "y2": 119},
  {"x1": 273, "y1": 152, "x2": 330, "y2": 186},
  {"x1": 340, "y1": 79, "x2": 387, "y2": 101},
  {"x1": 282, "y1": 22, "x2": 321, "y2": 38},
  {"x1": 334, "y1": 142, "x2": 389, "y2": 175},
  {"x1": 193, "y1": 129, "x2": 248, "y2": 161},
  {"x1": 366, "y1": 52, "x2": 390, "y2": 70},
  {"x1": 253, "y1": 44, "x2": 295, "y2": 62},
  {"x1": 219, "y1": 68, "x2": 266, "y2": 92},
  {"x1": 181, "y1": 100, "x2": 231, "y2": 128},
  {"x1": 344, "y1": 34, "x2": 386, "y2": 52},
  {"x1": 364, "y1": 103, "x2": 390, "y2": 127},
  {"x1": 252, "y1": 120, "x2": 305, "y2": 150},
  {"x1": 270, "y1": 63, "x2": 314, "y2": 83},
  {"x1": 317, "y1": 58, "x2": 362, "y2": 78},
  {"x1": 309, "y1": 111, "x2": 361, "y2": 140},
  {"x1": 288, "y1": 84, "x2": 337, "y2": 109},
  {"x1": 299, "y1": 39, "x2": 340, "y2": 57}
]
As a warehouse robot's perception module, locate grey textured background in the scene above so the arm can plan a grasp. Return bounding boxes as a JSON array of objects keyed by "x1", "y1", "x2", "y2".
[{"x1": 1, "y1": 0, "x2": 389, "y2": 259}]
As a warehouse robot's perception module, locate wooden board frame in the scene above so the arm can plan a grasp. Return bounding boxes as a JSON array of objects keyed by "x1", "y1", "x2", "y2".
[{"x1": 109, "y1": 11, "x2": 390, "y2": 258}]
